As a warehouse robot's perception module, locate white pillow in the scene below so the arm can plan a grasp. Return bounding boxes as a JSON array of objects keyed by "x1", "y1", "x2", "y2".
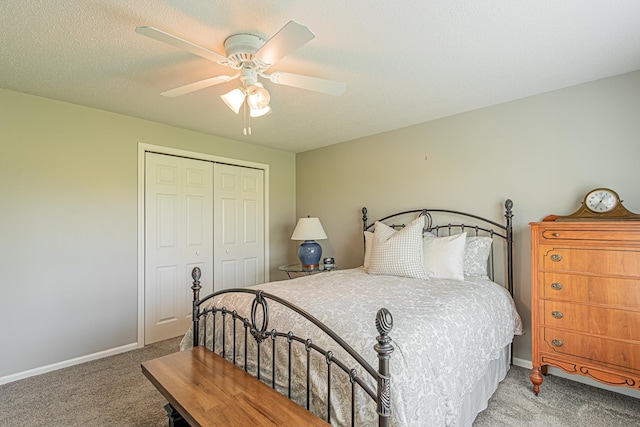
[
  {"x1": 367, "y1": 216, "x2": 427, "y2": 280},
  {"x1": 464, "y1": 236, "x2": 493, "y2": 278},
  {"x1": 363, "y1": 230, "x2": 373, "y2": 270},
  {"x1": 422, "y1": 232, "x2": 467, "y2": 280}
]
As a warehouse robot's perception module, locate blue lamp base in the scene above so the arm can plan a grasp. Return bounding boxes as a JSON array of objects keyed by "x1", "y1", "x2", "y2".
[{"x1": 298, "y1": 240, "x2": 323, "y2": 269}]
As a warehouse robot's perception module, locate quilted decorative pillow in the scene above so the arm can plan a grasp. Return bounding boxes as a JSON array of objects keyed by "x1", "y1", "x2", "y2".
[
  {"x1": 463, "y1": 236, "x2": 493, "y2": 278},
  {"x1": 367, "y1": 216, "x2": 427, "y2": 280},
  {"x1": 422, "y1": 232, "x2": 467, "y2": 280}
]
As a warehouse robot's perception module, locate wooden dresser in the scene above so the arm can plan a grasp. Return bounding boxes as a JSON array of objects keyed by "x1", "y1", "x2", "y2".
[{"x1": 530, "y1": 221, "x2": 640, "y2": 395}]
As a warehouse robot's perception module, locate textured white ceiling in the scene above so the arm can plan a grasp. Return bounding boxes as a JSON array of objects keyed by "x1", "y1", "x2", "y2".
[{"x1": 2, "y1": 1, "x2": 640, "y2": 152}]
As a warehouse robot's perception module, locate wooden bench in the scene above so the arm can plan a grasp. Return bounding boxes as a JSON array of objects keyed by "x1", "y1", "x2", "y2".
[{"x1": 142, "y1": 346, "x2": 330, "y2": 427}]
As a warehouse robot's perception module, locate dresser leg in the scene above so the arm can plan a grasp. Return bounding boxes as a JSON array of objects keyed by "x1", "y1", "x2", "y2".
[{"x1": 530, "y1": 366, "x2": 544, "y2": 395}]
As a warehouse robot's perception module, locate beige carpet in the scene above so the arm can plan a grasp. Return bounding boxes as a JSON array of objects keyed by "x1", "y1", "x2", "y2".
[
  {"x1": 474, "y1": 366, "x2": 640, "y2": 427},
  {"x1": 0, "y1": 337, "x2": 182, "y2": 427},
  {"x1": 1, "y1": 338, "x2": 638, "y2": 426}
]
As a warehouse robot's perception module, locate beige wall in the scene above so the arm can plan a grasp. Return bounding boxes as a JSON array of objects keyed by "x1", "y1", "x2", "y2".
[
  {"x1": 0, "y1": 88, "x2": 295, "y2": 378},
  {"x1": 296, "y1": 70, "x2": 640, "y2": 363}
]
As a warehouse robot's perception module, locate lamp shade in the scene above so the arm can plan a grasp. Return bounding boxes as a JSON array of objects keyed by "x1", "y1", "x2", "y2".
[
  {"x1": 246, "y1": 83, "x2": 270, "y2": 110},
  {"x1": 250, "y1": 104, "x2": 271, "y2": 118},
  {"x1": 291, "y1": 217, "x2": 327, "y2": 269},
  {"x1": 220, "y1": 88, "x2": 246, "y2": 114},
  {"x1": 291, "y1": 217, "x2": 327, "y2": 241}
]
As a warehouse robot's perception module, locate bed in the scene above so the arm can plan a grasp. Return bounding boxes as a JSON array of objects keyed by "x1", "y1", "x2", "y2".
[{"x1": 179, "y1": 200, "x2": 523, "y2": 426}]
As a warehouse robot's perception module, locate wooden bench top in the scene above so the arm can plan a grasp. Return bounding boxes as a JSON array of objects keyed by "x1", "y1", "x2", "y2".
[{"x1": 142, "y1": 346, "x2": 329, "y2": 427}]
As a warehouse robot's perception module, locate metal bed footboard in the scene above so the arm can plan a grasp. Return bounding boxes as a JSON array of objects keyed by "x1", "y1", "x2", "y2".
[{"x1": 189, "y1": 267, "x2": 394, "y2": 427}]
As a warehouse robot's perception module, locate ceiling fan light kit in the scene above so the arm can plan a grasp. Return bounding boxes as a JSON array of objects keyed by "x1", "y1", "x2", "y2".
[
  {"x1": 220, "y1": 69, "x2": 272, "y2": 134},
  {"x1": 136, "y1": 21, "x2": 346, "y2": 135},
  {"x1": 221, "y1": 69, "x2": 270, "y2": 111}
]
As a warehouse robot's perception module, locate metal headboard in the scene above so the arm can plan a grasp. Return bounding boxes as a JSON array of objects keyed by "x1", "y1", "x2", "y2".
[{"x1": 362, "y1": 199, "x2": 514, "y2": 295}]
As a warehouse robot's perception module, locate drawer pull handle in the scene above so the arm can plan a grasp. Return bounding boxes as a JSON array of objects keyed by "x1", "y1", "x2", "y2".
[
  {"x1": 552, "y1": 339, "x2": 563, "y2": 347},
  {"x1": 551, "y1": 254, "x2": 562, "y2": 262},
  {"x1": 553, "y1": 233, "x2": 560, "y2": 237},
  {"x1": 552, "y1": 311, "x2": 563, "y2": 319},
  {"x1": 551, "y1": 282, "x2": 563, "y2": 290}
]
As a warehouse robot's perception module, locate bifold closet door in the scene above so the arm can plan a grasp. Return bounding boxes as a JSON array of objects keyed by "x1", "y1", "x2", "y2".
[
  {"x1": 144, "y1": 152, "x2": 213, "y2": 344},
  {"x1": 214, "y1": 163, "x2": 265, "y2": 291}
]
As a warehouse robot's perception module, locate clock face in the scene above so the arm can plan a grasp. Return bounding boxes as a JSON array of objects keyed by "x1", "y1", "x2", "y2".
[{"x1": 585, "y1": 189, "x2": 617, "y2": 213}]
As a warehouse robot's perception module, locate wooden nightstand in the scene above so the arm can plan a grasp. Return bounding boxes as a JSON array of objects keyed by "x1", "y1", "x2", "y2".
[{"x1": 278, "y1": 263, "x2": 338, "y2": 279}]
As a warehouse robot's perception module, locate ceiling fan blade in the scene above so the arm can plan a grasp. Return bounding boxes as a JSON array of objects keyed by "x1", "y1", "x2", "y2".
[
  {"x1": 267, "y1": 72, "x2": 346, "y2": 96},
  {"x1": 160, "y1": 74, "x2": 239, "y2": 97},
  {"x1": 136, "y1": 26, "x2": 228, "y2": 63},
  {"x1": 255, "y1": 21, "x2": 315, "y2": 66}
]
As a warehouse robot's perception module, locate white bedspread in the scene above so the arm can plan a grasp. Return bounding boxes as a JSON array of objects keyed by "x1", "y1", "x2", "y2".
[{"x1": 181, "y1": 268, "x2": 522, "y2": 426}]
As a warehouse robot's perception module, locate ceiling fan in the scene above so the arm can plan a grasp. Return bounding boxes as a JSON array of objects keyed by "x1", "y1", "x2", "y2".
[{"x1": 135, "y1": 21, "x2": 346, "y2": 135}]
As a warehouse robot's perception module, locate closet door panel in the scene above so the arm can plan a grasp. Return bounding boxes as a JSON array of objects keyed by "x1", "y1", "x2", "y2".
[{"x1": 214, "y1": 164, "x2": 264, "y2": 290}]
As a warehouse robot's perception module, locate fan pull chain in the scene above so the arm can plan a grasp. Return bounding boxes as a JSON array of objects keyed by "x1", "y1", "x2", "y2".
[{"x1": 242, "y1": 100, "x2": 251, "y2": 136}]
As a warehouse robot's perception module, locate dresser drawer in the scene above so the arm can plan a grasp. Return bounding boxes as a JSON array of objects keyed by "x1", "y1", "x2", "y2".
[
  {"x1": 539, "y1": 228, "x2": 640, "y2": 242},
  {"x1": 542, "y1": 301, "x2": 640, "y2": 341},
  {"x1": 540, "y1": 273, "x2": 640, "y2": 309},
  {"x1": 539, "y1": 247, "x2": 640, "y2": 277},
  {"x1": 539, "y1": 328, "x2": 640, "y2": 372}
]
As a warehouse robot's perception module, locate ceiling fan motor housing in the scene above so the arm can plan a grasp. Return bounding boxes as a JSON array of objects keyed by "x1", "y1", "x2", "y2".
[{"x1": 224, "y1": 34, "x2": 266, "y2": 69}]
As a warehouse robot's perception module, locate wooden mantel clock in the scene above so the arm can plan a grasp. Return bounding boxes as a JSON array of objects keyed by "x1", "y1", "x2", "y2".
[{"x1": 544, "y1": 188, "x2": 640, "y2": 221}]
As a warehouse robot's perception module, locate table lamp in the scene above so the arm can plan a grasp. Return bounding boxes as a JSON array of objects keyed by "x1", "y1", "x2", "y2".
[{"x1": 291, "y1": 217, "x2": 327, "y2": 269}]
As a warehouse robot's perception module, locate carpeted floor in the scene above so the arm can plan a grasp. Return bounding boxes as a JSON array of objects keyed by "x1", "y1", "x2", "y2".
[
  {"x1": 1, "y1": 338, "x2": 638, "y2": 426},
  {"x1": 474, "y1": 366, "x2": 640, "y2": 427},
  {"x1": 0, "y1": 337, "x2": 182, "y2": 427}
]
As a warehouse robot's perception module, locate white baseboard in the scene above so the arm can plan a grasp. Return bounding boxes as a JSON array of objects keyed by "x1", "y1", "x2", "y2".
[
  {"x1": 512, "y1": 357, "x2": 640, "y2": 399},
  {"x1": 512, "y1": 356, "x2": 533, "y2": 369},
  {"x1": 0, "y1": 342, "x2": 138, "y2": 386}
]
